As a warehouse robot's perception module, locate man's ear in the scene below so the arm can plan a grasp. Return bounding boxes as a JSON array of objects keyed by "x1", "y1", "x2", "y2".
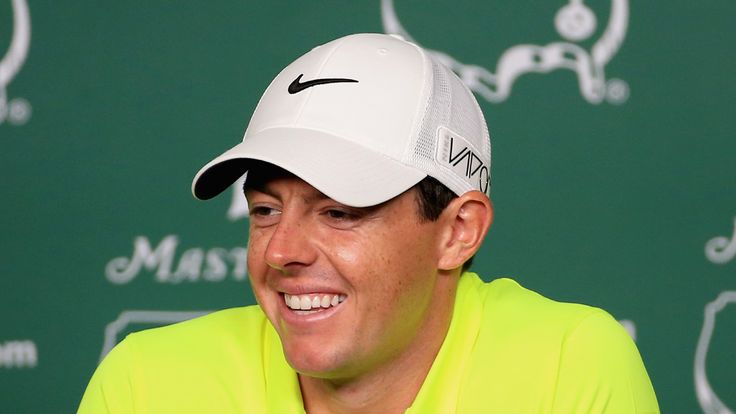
[{"x1": 436, "y1": 191, "x2": 493, "y2": 271}]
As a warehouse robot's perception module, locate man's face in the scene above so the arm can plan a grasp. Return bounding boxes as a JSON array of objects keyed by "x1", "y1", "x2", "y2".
[{"x1": 245, "y1": 173, "x2": 450, "y2": 379}]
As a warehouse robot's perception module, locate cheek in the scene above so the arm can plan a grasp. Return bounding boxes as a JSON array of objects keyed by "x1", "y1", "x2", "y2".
[
  {"x1": 246, "y1": 235, "x2": 280, "y2": 322},
  {"x1": 246, "y1": 230, "x2": 270, "y2": 287},
  {"x1": 350, "y1": 225, "x2": 437, "y2": 296},
  {"x1": 312, "y1": 225, "x2": 365, "y2": 268},
  {"x1": 383, "y1": 226, "x2": 436, "y2": 271},
  {"x1": 333, "y1": 242, "x2": 360, "y2": 264}
]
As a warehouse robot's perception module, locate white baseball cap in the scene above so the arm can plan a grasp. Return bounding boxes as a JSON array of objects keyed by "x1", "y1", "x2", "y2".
[{"x1": 192, "y1": 33, "x2": 491, "y2": 207}]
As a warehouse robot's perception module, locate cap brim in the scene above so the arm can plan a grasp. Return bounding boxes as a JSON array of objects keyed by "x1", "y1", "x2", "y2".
[{"x1": 191, "y1": 127, "x2": 426, "y2": 207}]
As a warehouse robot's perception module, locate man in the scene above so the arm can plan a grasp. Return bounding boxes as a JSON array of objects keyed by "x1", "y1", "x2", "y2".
[{"x1": 79, "y1": 33, "x2": 659, "y2": 413}]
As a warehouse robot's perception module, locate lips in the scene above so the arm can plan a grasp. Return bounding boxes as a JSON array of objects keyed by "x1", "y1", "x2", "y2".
[{"x1": 284, "y1": 293, "x2": 347, "y2": 311}]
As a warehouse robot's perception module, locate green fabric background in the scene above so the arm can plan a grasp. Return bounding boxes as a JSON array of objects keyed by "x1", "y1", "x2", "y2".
[{"x1": 1, "y1": 1, "x2": 734, "y2": 412}]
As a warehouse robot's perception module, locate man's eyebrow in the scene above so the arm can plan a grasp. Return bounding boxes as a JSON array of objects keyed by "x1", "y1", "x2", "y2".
[
  {"x1": 302, "y1": 192, "x2": 330, "y2": 204},
  {"x1": 243, "y1": 181, "x2": 332, "y2": 204}
]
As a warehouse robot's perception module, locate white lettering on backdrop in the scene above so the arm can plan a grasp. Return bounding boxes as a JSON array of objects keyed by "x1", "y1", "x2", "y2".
[
  {"x1": 1, "y1": 0, "x2": 32, "y2": 126},
  {"x1": 105, "y1": 235, "x2": 247, "y2": 284},
  {"x1": 0, "y1": 340, "x2": 37, "y2": 369},
  {"x1": 705, "y1": 217, "x2": 736, "y2": 265},
  {"x1": 694, "y1": 291, "x2": 736, "y2": 414}
]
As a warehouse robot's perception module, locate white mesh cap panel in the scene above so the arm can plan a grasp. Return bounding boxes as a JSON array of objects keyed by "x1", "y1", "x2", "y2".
[
  {"x1": 407, "y1": 56, "x2": 449, "y2": 171},
  {"x1": 408, "y1": 53, "x2": 491, "y2": 196}
]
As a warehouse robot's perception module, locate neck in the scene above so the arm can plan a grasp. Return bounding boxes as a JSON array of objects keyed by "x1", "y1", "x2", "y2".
[{"x1": 298, "y1": 273, "x2": 459, "y2": 414}]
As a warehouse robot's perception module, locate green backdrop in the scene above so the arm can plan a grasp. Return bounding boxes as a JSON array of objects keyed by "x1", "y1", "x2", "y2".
[{"x1": 2, "y1": 1, "x2": 735, "y2": 412}]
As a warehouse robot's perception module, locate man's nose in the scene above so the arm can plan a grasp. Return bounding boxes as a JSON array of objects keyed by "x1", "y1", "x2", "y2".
[{"x1": 264, "y1": 214, "x2": 317, "y2": 274}]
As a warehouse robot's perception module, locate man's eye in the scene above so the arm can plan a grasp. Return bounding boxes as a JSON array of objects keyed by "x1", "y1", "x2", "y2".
[
  {"x1": 250, "y1": 206, "x2": 279, "y2": 217},
  {"x1": 326, "y1": 209, "x2": 354, "y2": 220}
]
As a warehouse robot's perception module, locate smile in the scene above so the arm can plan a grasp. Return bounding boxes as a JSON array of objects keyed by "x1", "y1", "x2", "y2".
[{"x1": 284, "y1": 293, "x2": 347, "y2": 313}]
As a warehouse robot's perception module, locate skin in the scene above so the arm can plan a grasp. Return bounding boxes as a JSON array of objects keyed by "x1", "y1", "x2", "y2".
[{"x1": 245, "y1": 173, "x2": 493, "y2": 414}]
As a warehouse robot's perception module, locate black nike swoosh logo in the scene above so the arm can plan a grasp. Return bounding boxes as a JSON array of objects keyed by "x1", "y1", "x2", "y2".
[{"x1": 287, "y1": 74, "x2": 359, "y2": 94}]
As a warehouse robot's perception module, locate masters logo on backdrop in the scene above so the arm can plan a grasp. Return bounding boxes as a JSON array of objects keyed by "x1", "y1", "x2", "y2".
[
  {"x1": 381, "y1": 0, "x2": 629, "y2": 105},
  {"x1": 695, "y1": 215, "x2": 735, "y2": 414},
  {"x1": 695, "y1": 291, "x2": 736, "y2": 414},
  {"x1": 1, "y1": 0, "x2": 31, "y2": 126},
  {"x1": 105, "y1": 235, "x2": 247, "y2": 285}
]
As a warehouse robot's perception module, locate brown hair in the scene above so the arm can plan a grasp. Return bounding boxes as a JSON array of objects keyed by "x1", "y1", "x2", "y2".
[{"x1": 413, "y1": 176, "x2": 474, "y2": 272}]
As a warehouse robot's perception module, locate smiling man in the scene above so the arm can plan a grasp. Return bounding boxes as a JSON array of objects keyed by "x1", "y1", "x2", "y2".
[{"x1": 79, "y1": 33, "x2": 659, "y2": 413}]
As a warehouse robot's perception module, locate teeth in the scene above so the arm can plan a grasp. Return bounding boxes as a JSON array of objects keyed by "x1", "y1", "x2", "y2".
[{"x1": 284, "y1": 293, "x2": 346, "y2": 311}]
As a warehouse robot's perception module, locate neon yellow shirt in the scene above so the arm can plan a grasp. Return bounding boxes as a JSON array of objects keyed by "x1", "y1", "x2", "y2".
[{"x1": 78, "y1": 273, "x2": 659, "y2": 413}]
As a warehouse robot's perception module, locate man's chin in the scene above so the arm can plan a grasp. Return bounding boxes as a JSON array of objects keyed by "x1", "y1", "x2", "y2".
[
  {"x1": 282, "y1": 342, "x2": 354, "y2": 380},
  {"x1": 285, "y1": 349, "x2": 336, "y2": 376}
]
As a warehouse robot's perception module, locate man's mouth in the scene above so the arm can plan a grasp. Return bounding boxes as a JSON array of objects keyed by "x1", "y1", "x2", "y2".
[{"x1": 283, "y1": 293, "x2": 346, "y2": 314}]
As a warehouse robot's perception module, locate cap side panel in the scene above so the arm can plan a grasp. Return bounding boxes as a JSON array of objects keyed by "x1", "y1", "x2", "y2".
[
  {"x1": 409, "y1": 57, "x2": 453, "y2": 186},
  {"x1": 408, "y1": 56, "x2": 491, "y2": 196},
  {"x1": 446, "y1": 62, "x2": 491, "y2": 194}
]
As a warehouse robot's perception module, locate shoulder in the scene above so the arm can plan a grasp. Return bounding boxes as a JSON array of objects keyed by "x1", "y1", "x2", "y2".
[
  {"x1": 78, "y1": 306, "x2": 274, "y2": 413},
  {"x1": 464, "y1": 273, "x2": 637, "y2": 361},
  {"x1": 122, "y1": 305, "x2": 271, "y2": 377},
  {"x1": 462, "y1": 274, "x2": 603, "y2": 334},
  {"x1": 458, "y1": 273, "x2": 659, "y2": 413},
  {"x1": 549, "y1": 306, "x2": 660, "y2": 413},
  {"x1": 128, "y1": 305, "x2": 269, "y2": 351}
]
